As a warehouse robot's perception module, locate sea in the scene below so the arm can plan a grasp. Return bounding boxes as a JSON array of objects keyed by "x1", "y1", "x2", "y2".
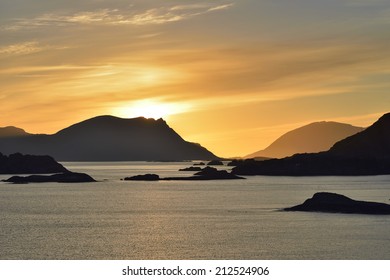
[{"x1": 0, "y1": 161, "x2": 389, "y2": 260}]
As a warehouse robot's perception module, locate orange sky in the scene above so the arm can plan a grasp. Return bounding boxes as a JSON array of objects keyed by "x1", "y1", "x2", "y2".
[{"x1": 1, "y1": 0, "x2": 389, "y2": 157}]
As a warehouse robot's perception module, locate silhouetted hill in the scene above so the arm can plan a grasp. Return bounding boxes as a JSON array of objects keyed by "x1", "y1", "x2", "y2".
[
  {"x1": 233, "y1": 113, "x2": 390, "y2": 176},
  {"x1": 0, "y1": 126, "x2": 30, "y2": 138},
  {"x1": 329, "y1": 113, "x2": 390, "y2": 159},
  {"x1": 246, "y1": 122, "x2": 364, "y2": 159},
  {"x1": 0, "y1": 116, "x2": 218, "y2": 161}
]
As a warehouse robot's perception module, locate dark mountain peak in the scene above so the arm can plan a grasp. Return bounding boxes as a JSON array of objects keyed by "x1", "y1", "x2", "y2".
[
  {"x1": 55, "y1": 115, "x2": 170, "y2": 137},
  {"x1": 329, "y1": 112, "x2": 390, "y2": 159},
  {"x1": 376, "y1": 112, "x2": 390, "y2": 122},
  {"x1": 233, "y1": 112, "x2": 390, "y2": 176},
  {"x1": 0, "y1": 126, "x2": 30, "y2": 138},
  {"x1": 0, "y1": 115, "x2": 218, "y2": 161}
]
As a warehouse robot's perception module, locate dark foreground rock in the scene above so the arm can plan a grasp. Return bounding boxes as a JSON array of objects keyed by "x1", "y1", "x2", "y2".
[
  {"x1": 124, "y1": 167, "x2": 245, "y2": 181},
  {"x1": 0, "y1": 152, "x2": 68, "y2": 174},
  {"x1": 284, "y1": 192, "x2": 390, "y2": 215},
  {"x1": 3, "y1": 172, "x2": 96, "y2": 184}
]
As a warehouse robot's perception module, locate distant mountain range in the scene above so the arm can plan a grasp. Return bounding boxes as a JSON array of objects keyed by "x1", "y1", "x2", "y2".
[
  {"x1": 233, "y1": 113, "x2": 390, "y2": 176},
  {"x1": 0, "y1": 116, "x2": 219, "y2": 161},
  {"x1": 246, "y1": 121, "x2": 364, "y2": 159}
]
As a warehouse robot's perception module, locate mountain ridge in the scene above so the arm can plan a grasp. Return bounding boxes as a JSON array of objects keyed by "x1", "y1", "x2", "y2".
[
  {"x1": 246, "y1": 121, "x2": 364, "y2": 159},
  {"x1": 0, "y1": 126, "x2": 30, "y2": 138},
  {"x1": 0, "y1": 115, "x2": 219, "y2": 161},
  {"x1": 233, "y1": 112, "x2": 390, "y2": 176}
]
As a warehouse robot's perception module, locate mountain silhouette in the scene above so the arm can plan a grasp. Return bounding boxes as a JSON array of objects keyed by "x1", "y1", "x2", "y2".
[
  {"x1": 0, "y1": 126, "x2": 30, "y2": 138},
  {"x1": 233, "y1": 112, "x2": 390, "y2": 176},
  {"x1": 328, "y1": 113, "x2": 390, "y2": 159},
  {"x1": 246, "y1": 121, "x2": 364, "y2": 159},
  {"x1": 0, "y1": 116, "x2": 219, "y2": 161}
]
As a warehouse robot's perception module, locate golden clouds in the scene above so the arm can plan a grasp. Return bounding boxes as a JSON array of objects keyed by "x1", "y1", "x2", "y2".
[
  {"x1": 2, "y1": 3, "x2": 234, "y2": 31},
  {"x1": 1, "y1": 0, "x2": 390, "y2": 156},
  {"x1": 0, "y1": 42, "x2": 42, "y2": 56}
]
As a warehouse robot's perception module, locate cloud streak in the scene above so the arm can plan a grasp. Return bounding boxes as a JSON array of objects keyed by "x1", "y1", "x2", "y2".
[
  {"x1": 0, "y1": 41, "x2": 42, "y2": 56},
  {"x1": 2, "y1": 3, "x2": 234, "y2": 30}
]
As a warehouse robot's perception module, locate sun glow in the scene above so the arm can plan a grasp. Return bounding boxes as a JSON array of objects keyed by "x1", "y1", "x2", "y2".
[{"x1": 113, "y1": 99, "x2": 190, "y2": 120}]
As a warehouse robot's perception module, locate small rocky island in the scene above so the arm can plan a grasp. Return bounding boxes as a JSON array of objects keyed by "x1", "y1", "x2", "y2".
[
  {"x1": 207, "y1": 160, "x2": 224, "y2": 166},
  {"x1": 178, "y1": 166, "x2": 202, "y2": 172},
  {"x1": 284, "y1": 192, "x2": 390, "y2": 215},
  {"x1": 0, "y1": 152, "x2": 68, "y2": 174},
  {"x1": 0, "y1": 152, "x2": 95, "y2": 183},
  {"x1": 3, "y1": 172, "x2": 96, "y2": 184},
  {"x1": 124, "y1": 167, "x2": 244, "y2": 181}
]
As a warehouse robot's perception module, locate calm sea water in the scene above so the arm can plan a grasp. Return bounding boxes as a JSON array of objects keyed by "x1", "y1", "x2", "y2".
[{"x1": 0, "y1": 162, "x2": 389, "y2": 260}]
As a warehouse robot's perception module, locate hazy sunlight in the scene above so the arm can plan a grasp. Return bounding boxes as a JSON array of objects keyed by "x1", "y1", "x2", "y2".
[{"x1": 113, "y1": 99, "x2": 190, "y2": 120}]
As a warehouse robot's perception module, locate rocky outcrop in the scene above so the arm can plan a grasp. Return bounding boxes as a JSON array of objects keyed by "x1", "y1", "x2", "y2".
[
  {"x1": 207, "y1": 160, "x2": 224, "y2": 166},
  {"x1": 284, "y1": 192, "x2": 390, "y2": 214},
  {"x1": 190, "y1": 166, "x2": 243, "y2": 180},
  {"x1": 3, "y1": 172, "x2": 96, "y2": 184},
  {"x1": 0, "y1": 152, "x2": 68, "y2": 174},
  {"x1": 124, "y1": 167, "x2": 245, "y2": 181},
  {"x1": 179, "y1": 166, "x2": 202, "y2": 171},
  {"x1": 124, "y1": 174, "x2": 160, "y2": 181}
]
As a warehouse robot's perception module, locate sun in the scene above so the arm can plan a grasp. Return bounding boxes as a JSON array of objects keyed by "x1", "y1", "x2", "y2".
[{"x1": 113, "y1": 99, "x2": 189, "y2": 120}]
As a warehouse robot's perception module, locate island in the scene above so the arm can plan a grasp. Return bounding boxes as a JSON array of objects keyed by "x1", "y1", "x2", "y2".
[
  {"x1": 0, "y1": 152, "x2": 68, "y2": 174},
  {"x1": 178, "y1": 166, "x2": 202, "y2": 172},
  {"x1": 207, "y1": 160, "x2": 224, "y2": 166},
  {"x1": 3, "y1": 172, "x2": 96, "y2": 184},
  {"x1": 284, "y1": 192, "x2": 390, "y2": 215},
  {"x1": 124, "y1": 167, "x2": 245, "y2": 181}
]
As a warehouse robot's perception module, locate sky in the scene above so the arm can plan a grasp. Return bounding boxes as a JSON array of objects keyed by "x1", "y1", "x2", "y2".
[{"x1": 1, "y1": 0, "x2": 390, "y2": 157}]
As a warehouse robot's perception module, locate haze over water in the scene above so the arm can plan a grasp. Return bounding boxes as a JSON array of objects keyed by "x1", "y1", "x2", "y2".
[{"x1": 1, "y1": 162, "x2": 389, "y2": 260}]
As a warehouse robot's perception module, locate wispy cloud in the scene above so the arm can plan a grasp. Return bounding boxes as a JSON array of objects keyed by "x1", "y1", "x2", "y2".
[
  {"x1": 2, "y1": 3, "x2": 234, "y2": 30},
  {"x1": 0, "y1": 41, "x2": 42, "y2": 56}
]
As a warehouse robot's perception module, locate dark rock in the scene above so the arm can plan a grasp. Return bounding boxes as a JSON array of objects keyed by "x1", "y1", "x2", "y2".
[
  {"x1": 0, "y1": 152, "x2": 68, "y2": 174},
  {"x1": 207, "y1": 160, "x2": 224, "y2": 166},
  {"x1": 179, "y1": 166, "x2": 202, "y2": 171},
  {"x1": 169, "y1": 166, "x2": 244, "y2": 180},
  {"x1": 124, "y1": 174, "x2": 160, "y2": 181},
  {"x1": 193, "y1": 162, "x2": 205, "y2": 166},
  {"x1": 124, "y1": 168, "x2": 244, "y2": 181},
  {"x1": 284, "y1": 192, "x2": 390, "y2": 215},
  {"x1": 3, "y1": 172, "x2": 96, "y2": 184}
]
